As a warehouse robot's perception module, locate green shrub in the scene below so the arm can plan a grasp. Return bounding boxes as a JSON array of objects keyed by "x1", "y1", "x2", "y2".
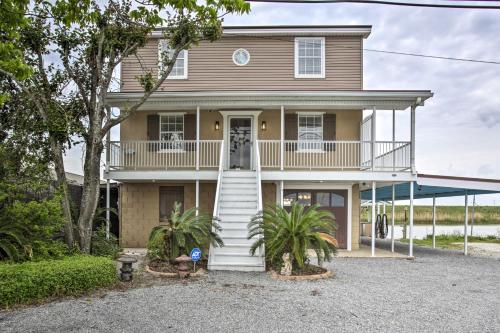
[
  {"x1": 91, "y1": 226, "x2": 121, "y2": 258},
  {"x1": 0, "y1": 196, "x2": 66, "y2": 261},
  {"x1": 147, "y1": 202, "x2": 223, "y2": 262},
  {"x1": 249, "y1": 203, "x2": 338, "y2": 271},
  {"x1": 0, "y1": 255, "x2": 117, "y2": 307}
]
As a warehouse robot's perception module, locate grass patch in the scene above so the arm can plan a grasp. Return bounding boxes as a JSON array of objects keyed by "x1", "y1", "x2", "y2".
[
  {"x1": 0, "y1": 255, "x2": 117, "y2": 308},
  {"x1": 361, "y1": 205, "x2": 500, "y2": 225},
  {"x1": 400, "y1": 234, "x2": 500, "y2": 249}
]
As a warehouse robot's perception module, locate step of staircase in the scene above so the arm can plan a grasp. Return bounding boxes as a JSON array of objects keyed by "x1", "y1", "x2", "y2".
[{"x1": 209, "y1": 170, "x2": 264, "y2": 272}]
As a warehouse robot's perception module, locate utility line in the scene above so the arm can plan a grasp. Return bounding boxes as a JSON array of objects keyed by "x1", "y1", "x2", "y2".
[
  {"x1": 224, "y1": 33, "x2": 500, "y2": 65},
  {"x1": 245, "y1": 0, "x2": 500, "y2": 9}
]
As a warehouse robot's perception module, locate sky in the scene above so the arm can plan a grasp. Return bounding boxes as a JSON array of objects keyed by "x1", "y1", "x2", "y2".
[{"x1": 63, "y1": 1, "x2": 500, "y2": 205}]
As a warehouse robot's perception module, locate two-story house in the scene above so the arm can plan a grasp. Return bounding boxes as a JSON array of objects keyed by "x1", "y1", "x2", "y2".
[{"x1": 106, "y1": 25, "x2": 433, "y2": 271}]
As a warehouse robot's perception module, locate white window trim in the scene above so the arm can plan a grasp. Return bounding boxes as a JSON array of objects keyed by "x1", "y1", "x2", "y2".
[
  {"x1": 232, "y1": 48, "x2": 251, "y2": 66},
  {"x1": 158, "y1": 113, "x2": 185, "y2": 153},
  {"x1": 294, "y1": 37, "x2": 326, "y2": 79},
  {"x1": 297, "y1": 113, "x2": 324, "y2": 152},
  {"x1": 158, "y1": 40, "x2": 188, "y2": 80}
]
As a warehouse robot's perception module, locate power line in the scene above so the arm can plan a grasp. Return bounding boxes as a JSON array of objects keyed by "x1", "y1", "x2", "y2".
[
  {"x1": 245, "y1": 0, "x2": 500, "y2": 9},
  {"x1": 364, "y1": 48, "x2": 500, "y2": 65},
  {"x1": 224, "y1": 33, "x2": 500, "y2": 65}
]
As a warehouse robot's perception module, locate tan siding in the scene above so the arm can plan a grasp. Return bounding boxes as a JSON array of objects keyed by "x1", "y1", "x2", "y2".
[
  {"x1": 121, "y1": 36, "x2": 363, "y2": 92},
  {"x1": 120, "y1": 182, "x2": 215, "y2": 248}
]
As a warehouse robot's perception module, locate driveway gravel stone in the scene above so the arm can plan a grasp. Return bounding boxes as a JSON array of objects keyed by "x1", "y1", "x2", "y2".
[{"x1": 1, "y1": 242, "x2": 499, "y2": 333}]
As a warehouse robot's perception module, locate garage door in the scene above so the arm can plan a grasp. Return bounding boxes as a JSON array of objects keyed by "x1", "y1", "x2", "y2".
[{"x1": 284, "y1": 189, "x2": 348, "y2": 249}]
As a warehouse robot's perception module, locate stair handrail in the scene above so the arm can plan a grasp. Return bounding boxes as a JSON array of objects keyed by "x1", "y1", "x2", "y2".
[
  {"x1": 255, "y1": 140, "x2": 263, "y2": 213},
  {"x1": 213, "y1": 140, "x2": 225, "y2": 219}
]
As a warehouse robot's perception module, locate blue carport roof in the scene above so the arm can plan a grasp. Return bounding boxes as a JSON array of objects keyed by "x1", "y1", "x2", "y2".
[{"x1": 361, "y1": 174, "x2": 500, "y2": 201}]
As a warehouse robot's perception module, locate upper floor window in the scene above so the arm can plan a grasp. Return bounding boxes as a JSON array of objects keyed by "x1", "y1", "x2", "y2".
[
  {"x1": 158, "y1": 40, "x2": 188, "y2": 79},
  {"x1": 294, "y1": 37, "x2": 325, "y2": 78},
  {"x1": 298, "y1": 114, "x2": 323, "y2": 150}
]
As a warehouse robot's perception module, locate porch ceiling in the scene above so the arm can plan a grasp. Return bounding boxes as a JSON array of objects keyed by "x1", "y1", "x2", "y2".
[{"x1": 106, "y1": 90, "x2": 433, "y2": 111}]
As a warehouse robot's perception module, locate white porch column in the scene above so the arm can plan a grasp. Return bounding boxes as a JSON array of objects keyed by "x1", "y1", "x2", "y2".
[
  {"x1": 410, "y1": 105, "x2": 416, "y2": 174},
  {"x1": 195, "y1": 180, "x2": 200, "y2": 216},
  {"x1": 392, "y1": 109, "x2": 396, "y2": 171},
  {"x1": 432, "y1": 196, "x2": 436, "y2": 249},
  {"x1": 196, "y1": 106, "x2": 200, "y2": 171},
  {"x1": 280, "y1": 105, "x2": 285, "y2": 171},
  {"x1": 409, "y1": 181, "x2": 414, "y2": 257},
  {"x1": 371, "y1": 181, "x2": 376, "y2": 257},
  {"x1": 391, "y1": 184, "x2": 395, "y2": 252},
  {"x1": 371, "y1": 106, "x2": 377, "y2": 171},
  {"x1": 105, "y1": 132, "x2": 111, "y2": 240},
  {"x1": 464, "y1": 191, "x2": 469, "y2": 255},
  {"x1": 280, "y1": 180, "x2": 284, "y2": 207}
]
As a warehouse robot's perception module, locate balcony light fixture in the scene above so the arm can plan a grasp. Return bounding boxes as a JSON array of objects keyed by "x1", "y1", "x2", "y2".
[
  {"x1": 261, "y1": 121, "x2": 267, "y2": 131},
  {"x1": 214, "y1": 121, "x2": 220, "y2": 131}
]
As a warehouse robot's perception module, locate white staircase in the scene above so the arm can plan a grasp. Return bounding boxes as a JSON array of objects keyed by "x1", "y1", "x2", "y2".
[{"x1": 208, "y1": 170, "x2": 265, "y2": 271}]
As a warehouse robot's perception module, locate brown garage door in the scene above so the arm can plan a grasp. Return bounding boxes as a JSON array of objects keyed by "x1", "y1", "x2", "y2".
[{"x1": 283, "y1": 189, "x2": 348, "y2": 249}]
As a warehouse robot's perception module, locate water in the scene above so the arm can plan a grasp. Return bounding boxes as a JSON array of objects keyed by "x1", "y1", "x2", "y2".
[{"x1": 362, "y1": 224, "x2": 500, "y2": 240}]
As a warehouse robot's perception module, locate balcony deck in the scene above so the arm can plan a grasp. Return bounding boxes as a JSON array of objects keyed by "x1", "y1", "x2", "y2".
[{"x1": 107, "y1": 139, "x2": 411, "y2": 181}]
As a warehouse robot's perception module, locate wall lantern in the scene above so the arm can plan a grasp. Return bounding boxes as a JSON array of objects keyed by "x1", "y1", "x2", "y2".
[
  {"x1": 261, "y1": 121, "x2": 267, "y2": 131},
  {"x1": 214, "y1": 121, "x2": 220, "y2": 131}
]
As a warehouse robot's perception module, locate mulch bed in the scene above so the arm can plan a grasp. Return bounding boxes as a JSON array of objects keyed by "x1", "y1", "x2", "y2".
[
  {"x1": 147, "y1": 259, "x2": 208, "y2": 274},
  {"x1": 291, "y1": 264, "x2": 328, "y2": 276},
  {"x1": 269, "y1": 264, "x2": 333, "y2": 281}
]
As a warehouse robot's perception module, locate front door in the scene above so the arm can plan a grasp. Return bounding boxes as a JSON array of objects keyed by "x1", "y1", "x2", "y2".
[{"x1": 228, "y1": 117, "x2": 252, "y2": 170}]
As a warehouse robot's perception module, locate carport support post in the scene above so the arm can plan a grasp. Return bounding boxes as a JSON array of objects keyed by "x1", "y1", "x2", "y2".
[
  {"x1": 470, "y1": 195, "x2": 476, "y2": 236},
  {"x1": 464, "y1": 191, "x2": 469, "y2": 255},
  {"x1": 432, "y1": 196, "x2": 436, "y2": 249},
  {"x1": 371, "y1": 181, "x2": 376, "y2": 257},
  {"x1": 391, "y1": 184, "x2": 395, "y2": 252},
  {"x1": 409, "y1": 181, "x2": 414, "y2": 257}
]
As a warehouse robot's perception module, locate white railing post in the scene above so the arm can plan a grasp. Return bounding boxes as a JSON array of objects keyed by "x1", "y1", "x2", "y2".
[
  {"x1": 255, "y1": 141, "x2": 263, "y2": 212},
  {"x1": 213, "y1": 141, "x2": 225, "y2": 219}
]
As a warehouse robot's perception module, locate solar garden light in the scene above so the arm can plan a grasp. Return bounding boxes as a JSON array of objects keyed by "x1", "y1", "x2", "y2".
[{"x1": 117, "y1": 256, "x2": 137, "y2": 282}]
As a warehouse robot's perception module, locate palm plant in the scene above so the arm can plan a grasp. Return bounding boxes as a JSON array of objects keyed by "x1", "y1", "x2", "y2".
[
  {"x1": 148, "y1": 202, "x2": 223, "y2": 262},
  {"x1": 248, "y1": 203, "x2": 338, "y2": 270},
  {"x1": 0, "y1": 219, "x2": 28, "y2": 261}
]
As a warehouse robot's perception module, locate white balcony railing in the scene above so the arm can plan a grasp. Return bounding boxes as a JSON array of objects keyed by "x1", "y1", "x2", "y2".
[
  {"x1": 108, "y1": 140, "x2": 223, "y2": 170},
  {"x1": 108, "y1": 139, "x2": 411, "y2": 172},
  {"x1": 258, "y1": 140, "x2": 411, "y2": 171}
]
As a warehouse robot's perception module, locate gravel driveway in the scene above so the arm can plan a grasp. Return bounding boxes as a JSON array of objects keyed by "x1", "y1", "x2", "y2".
[{"x1": 1, "y1": 242, "x2": 499, "y2": 333}]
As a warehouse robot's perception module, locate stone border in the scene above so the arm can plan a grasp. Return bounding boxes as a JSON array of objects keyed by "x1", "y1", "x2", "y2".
[
  {"x1": 269, "y1": 268, "x2": 334, "y2": 281},
  {"x1": 145, "y1": 265, "x2": 207, "y2": 278}
]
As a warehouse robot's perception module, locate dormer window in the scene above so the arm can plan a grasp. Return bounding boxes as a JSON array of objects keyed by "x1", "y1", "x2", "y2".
[
  {"x1": 294, "y1": 37, "x2": 325, "y2": 78},
  {"x1": 158, "y1": 40, "x2": 188, "y2": 79}
]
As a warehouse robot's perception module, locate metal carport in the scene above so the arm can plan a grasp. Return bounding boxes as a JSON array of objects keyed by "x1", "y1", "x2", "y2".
[{"x1": 361, "y1": 174, "x2": 500, "y2": 257}]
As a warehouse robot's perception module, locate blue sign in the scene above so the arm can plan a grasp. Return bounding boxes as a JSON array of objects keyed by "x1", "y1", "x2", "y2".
[{"x1": 190, "y1": 248, "x2": 202, "y2": 262}]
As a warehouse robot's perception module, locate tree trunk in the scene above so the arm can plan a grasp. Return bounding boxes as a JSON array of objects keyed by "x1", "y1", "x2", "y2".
[
  {"x1": 77, "y1": 137, "x2": 104, "y2": 253},
  {"x1": 50, "y1": 138, "x2": 75, "y2": 248}
]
